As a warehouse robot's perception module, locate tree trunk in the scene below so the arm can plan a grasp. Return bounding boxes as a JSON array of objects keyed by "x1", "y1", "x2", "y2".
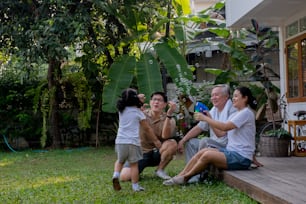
[
  {"x1": 95, "y1": 99, "x2": 101, "y2": 148},
  {"x1": 47, "y1": 59, "x2": 62, "y2": 148}
]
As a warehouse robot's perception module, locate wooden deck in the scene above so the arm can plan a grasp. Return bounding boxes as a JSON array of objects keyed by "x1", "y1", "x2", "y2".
[{"x1": 221, "y1": 156, "x2": 306, "y2": 204}]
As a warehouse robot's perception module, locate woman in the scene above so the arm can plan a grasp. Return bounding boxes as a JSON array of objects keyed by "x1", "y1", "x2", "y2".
[{"x1": 163, "y1": 86, "x2": 257, "y2": 185}]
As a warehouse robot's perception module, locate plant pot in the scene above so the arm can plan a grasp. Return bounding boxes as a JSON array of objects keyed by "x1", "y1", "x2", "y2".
[{"x1": 259, "y1": 135, "x2": 290, "y2": 157}]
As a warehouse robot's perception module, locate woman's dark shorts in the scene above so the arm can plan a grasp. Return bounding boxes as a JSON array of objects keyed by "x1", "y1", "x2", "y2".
[{"x1": 219, "y1": 148, "x2": 251, "y2": 170}]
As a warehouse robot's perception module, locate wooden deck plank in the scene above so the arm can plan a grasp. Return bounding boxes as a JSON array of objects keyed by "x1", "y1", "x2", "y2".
[{"x1": 222, "y1": 157, "x2": 306, "y2": 204}]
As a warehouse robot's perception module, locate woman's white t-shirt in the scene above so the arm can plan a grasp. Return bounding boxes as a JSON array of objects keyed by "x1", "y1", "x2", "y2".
[
  {"x1": 115, "y1": 107, "x2": 146, "y2": 146},
  {"x1": 226, "y1": 107, "x2": 256, "y2": 160}
]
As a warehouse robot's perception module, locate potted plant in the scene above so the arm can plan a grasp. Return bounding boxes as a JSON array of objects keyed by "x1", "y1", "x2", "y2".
[
  {"x1": 259, "y1": 127, "x2": 292, "y2": 157},
  {"x1": 247, "y1": 19, "x2": 292, "y2": 157}
]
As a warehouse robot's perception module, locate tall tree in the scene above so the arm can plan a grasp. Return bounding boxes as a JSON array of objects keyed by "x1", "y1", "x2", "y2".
[{"x1": 0, "y1": 0, "x2": 94, "y2": 148}]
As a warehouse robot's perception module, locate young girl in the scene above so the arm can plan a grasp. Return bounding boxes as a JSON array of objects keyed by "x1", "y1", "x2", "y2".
[{"x1": 112, "y1": 88, "x2": 160, "y2": 192}]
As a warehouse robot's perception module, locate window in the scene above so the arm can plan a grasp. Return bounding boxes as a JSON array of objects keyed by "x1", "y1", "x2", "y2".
[
  {"x1": 286, "y1": 33, "x2": 306, "y2": 102},
  {"x1": 286, "y1": 21, "x2": 298, "y2": 38},
  {"x1": 300, "y1": 16, "x2": 306, "y2": 32}
]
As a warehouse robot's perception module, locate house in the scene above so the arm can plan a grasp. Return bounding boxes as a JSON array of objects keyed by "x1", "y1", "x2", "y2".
[
  {"x1": 191, "y1": 0, "x2": 221, "y2": 13},
  {"x1": 226, "y1": 0, "x2": 306, "y2": 120},
  {"x1": 185, "y1": 0, "x2": 280, "y2": 85}
]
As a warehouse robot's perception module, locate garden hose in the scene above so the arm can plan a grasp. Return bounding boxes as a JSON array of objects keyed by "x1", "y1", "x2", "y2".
[
  {"x1": 2, "y1": 133, "x2": 17, "y2": 153},
  {"x1": 2, "y1": 134, "x2": 92, "y2": 153}
]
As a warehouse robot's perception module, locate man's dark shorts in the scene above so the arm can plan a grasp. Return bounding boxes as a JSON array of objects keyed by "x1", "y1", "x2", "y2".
[{"x1": 124, "y1": 148, "x2": 161, "y2": 174}]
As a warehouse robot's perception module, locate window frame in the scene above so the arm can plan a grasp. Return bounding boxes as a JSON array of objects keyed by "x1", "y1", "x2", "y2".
[{"x1": 286, "y1": 33, "x2": 306, "y2": 103}]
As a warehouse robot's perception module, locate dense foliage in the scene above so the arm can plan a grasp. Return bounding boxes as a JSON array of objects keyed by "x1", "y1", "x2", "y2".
[
  {"x1": 0, "y1": 1, "x2": 278, "y2": 150},
  {"x1": 0, "y1": 0, "x2": 212, "y2": 149}
]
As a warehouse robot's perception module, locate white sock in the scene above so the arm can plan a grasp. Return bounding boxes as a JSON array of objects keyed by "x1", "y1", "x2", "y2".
[
  {"x1": 113, "y1": 171, "x2": 120, "y2": 178},
  {"x1": 132, "y1": 182, "x2": 139, "y2": 190}
]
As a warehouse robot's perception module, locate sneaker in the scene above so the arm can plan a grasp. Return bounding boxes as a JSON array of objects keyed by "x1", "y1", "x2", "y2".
[
  {"x1": 187, "y1": 175, "x2": 200, "y2": 184},
  {"x1": 199, "y1": 169, "x2": 209, "y2": 182},
  {"x1": 155, "y1": 170, "x2": 171, "y2": 180},
  {"x1": 163, "y1": 176, "x2": 185, "y2": 186},
  {"x1": 133, "y1": 186, "x2": 145, "y2": 192},
  {"x1": 112, "y1": 177, "x2": 121, "y2": 191}
]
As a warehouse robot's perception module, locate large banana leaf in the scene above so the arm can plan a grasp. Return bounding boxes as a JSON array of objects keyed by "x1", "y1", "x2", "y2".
[
  {"x1": 102, "y1": 55, "x2": 136, "y2": 113},
  {"x1": 154, "y1": 42, "x2": 196, "y2": 95},
  {"x1": 136, "y1": 53, "x2": 163, "y2": 103},
  {"x1": 173, "y1": 0, "x2": 191, "y2": 15}
]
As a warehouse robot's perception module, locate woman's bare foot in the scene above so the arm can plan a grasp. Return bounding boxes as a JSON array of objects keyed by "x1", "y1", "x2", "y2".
[{"x1": 252, "y1": 157, "x2": 264, "y2": 167}]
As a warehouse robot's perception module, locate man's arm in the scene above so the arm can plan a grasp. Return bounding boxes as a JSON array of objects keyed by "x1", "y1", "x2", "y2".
[
  {"x1": 177, "y1": 125, "x2": 203, "y2": 153},
  {"x1": 161, "y1": 101, "x2": 176, "y2": 139},
  {"x1": 161, "y1": 117, "x2": 176, "y2": 140},
  {"x1": 194, "y1": 112, "x2": 236, "y2": 131},
  {"x1": 205, "y1": 108, "x2": 232, "y2": 137}
]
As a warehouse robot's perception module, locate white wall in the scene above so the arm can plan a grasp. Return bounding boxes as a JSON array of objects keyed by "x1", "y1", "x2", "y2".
[{"x1": 226, "y1": 0, "x2": 262, "y2": 28}]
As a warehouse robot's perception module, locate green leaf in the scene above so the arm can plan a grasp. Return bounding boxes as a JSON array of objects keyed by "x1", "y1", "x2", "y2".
[
  {"x1": 102, "y1": 55, "x2": 136, "y2": 113},
  {"x1": 218, "y1": 43, "x2": 231, "y2": 53},
  {"x1": 214, "y1": 1, "x2": 226, "y2": 10},
  {"x1": 173, "y1": 0, "x2": 191, "y2": 15},
  {"x1": 204, "y1": 68, "x2": 224, "y2": 75},
  {"x1": 214, "y1": 70, "x2": 236, "y2": 85},
  {"x1": 174, "y1": 24, "x2": 185, "y2": 42},
  {"x1": 149, "y1": 18, "x2": 169, "y2": 40},
  {"x1": 204, "y1": 69, "x2": 237, "y2": 85},
  {"x1": 209, "y1": 28, "x2": 230, "y2": 38},
  {"x1": 266, "y1": 128, "x2": 292, "y2": 139},
  {"x1": 154, "y1": 42, "x2": 195, "y2": 95},
  {"x1": 136, "y1": 53, "x2": 163, "y2": 102}
]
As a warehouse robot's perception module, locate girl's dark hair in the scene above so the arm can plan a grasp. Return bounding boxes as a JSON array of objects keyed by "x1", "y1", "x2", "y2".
[
  {"x1": 235, "y1": 86, "x2": 257, "y2": 110},
  {"x1": 117, "y1": 88, "x2": 142, "y2": 112}
]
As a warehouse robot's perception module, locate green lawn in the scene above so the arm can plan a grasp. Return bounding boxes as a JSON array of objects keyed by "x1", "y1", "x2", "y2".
[{"x1": 0, "y1": 147, "x2": 256, "y2": 204}]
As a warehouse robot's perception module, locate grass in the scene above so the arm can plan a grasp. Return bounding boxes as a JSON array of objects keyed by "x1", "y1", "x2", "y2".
[{"x1": 0, "y1": 146, "x2": 257, "y2": 204}]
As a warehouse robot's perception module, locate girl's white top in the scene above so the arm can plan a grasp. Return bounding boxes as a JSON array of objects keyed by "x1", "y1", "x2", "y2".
[{"x1": 115, "y1": 107, "x2": 146, "y2": 146}]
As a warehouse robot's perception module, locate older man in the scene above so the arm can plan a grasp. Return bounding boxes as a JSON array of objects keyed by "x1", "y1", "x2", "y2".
[
  {"x1": 120, "y1": 91, "x2": 177, "y2": 181},
  {"x1": 178, "y1": 84, "x2": 236, "y2": 182}
]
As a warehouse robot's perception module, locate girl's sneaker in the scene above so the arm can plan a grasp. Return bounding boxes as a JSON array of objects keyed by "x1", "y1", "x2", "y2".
[
  {"x1": 133, "y1": 186, "x2": 145, "y2": 192},
  {"x1": 112, "y1": 177, "x2": 121, "y2": 191}
]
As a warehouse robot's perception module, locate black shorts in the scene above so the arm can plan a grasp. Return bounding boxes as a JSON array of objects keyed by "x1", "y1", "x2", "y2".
[
  {"x1": 138, "y1": 148, "x2": 161, "y2": 173},
  {"x1": 124, "y1": 148, "x2": 161, "y2": 174}
]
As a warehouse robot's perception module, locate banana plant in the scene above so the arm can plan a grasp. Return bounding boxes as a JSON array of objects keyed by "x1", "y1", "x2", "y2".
[
  {"x1": 101, "y1": 0, "x2": 198, "y2": 113},
  {"x1": 102, "y1": 40, "x2": 195, "y2": 113}
]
